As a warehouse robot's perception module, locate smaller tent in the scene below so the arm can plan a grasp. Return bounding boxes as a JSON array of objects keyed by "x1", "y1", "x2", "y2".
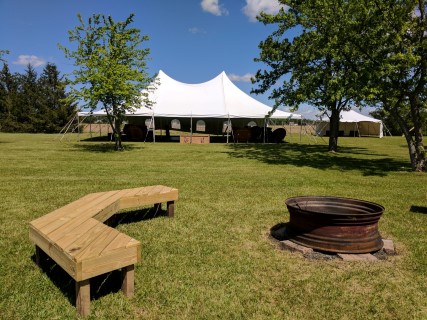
[{"x1": 316, "y1": 110, "x2": 383, "y2": 138}]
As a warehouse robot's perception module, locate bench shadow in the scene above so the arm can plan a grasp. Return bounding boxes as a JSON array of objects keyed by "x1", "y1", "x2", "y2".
[
  {"x1": 30, "y1": 207, "x2": 165, "y2": 308},
  {"x1": 105, "y1": 206, "x2": 168, "y2": 227}
]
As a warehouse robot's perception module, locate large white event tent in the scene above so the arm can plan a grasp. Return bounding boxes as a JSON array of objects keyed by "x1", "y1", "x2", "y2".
[
  {"x1": 316, "y1": 110, "x2": 384, "y2": 138},
  {"x1": 79, "y1": 70, "x2": 301, "y2": 136}
]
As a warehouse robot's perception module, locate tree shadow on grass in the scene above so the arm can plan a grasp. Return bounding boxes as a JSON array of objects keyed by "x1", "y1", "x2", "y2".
[
  {"x1": 30, "y1": 207, "x2": 166, "y2": 309},
  {"x1": 72, "y1": 142, "x2": 141, "y2": 153},
  {"x1": 226, "y1": 143, "x2": 409, "y2": 176}
]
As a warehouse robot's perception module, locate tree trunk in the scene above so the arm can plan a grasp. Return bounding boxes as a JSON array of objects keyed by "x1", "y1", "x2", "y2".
[
  {"x1": 389, "y1": 106, "x2": 418, "y2": 171},
  {"x1": 114, "y1": 116, "x2": 123, "y2": 151},
  {"x1": 409, "y1": 95, "x2": 426, "y2": 172},
  {"x1": 328, "y1": 108, "x2": 340, "y2": 152},
  {"x1": 104, "y1": 105, "x2": 124, "y2": 151}
]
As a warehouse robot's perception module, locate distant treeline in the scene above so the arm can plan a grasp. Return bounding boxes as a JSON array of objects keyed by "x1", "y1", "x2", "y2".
[{"x1": 0, "y1": 63, "x2": 75, "y2": 133}]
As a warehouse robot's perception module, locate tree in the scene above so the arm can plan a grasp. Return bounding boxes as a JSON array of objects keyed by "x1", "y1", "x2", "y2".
[
  {"x1": 1, "y1": 67, "x2": 16, "y2": 132},
  {"x1": 252, "y1": 1, "x2": 363, "y2": 152},
  {"x1": 334, "y1": 0, "x2": 426, "y2": 171},
  {"x1": 38, "y1": 63, "x2": 76, "y2": 133},
  {"x1": 17, "y1": 64, "x2": 40, "y2": 132},
  {"x1": 0, "y1": 62, "x2": 75, "y2": 133},
  {"x1": 0, "y1": 50, "x2": 9, "y2": 63},
  {"x1": 59, "y1": 13, "x2": 155, "y2": 150},
  {"x1": 252, "y1": 0, "x2": 426, "y2": 171}
]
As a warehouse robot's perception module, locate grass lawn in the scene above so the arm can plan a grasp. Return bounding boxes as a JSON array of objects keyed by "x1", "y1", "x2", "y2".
[{"x1": 0, "y1": 132, "x2": 426, "y2": 319}]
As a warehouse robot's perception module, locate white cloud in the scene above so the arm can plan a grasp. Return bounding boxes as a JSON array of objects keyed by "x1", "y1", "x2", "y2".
[
  {"x1": 189, "y1": 27, "x2": 206, "y2": 34},
  {"x1": 201, "y1": 0, "x2": 229, "y2": 16},
  {"x1": 228, "y1": 73, "x2": 254, "y2": 82},
  {"x1": 13, "y1": 55, "x2": 46, "y2": 67},
  {"x1": 242, "y1": 0, "x2": 287, "y2": 22}
]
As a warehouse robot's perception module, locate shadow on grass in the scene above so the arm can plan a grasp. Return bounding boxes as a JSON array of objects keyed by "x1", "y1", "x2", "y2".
[
  {"x1": 226, "y1": 143, "x2": 408, "y2": 176},
  {"x1": 72, "y1": 142, "x2": 141, "y2": 153},
  {"x1": 410, "y1": 205, "x2": 427, "y2": 214},
  {"x1": 30, "y1": 207, "x2": 166, "y2": 309}
]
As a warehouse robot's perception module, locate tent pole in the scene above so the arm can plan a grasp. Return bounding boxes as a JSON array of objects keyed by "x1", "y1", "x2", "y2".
[
  {"x1": 77, "y1": 112, "x2": 80, "y2": 142},
  {"x1": 190, "y1": 113, "x2": 193, "y2": 144},
  {"x1": 153, "y1": 114, "x2": 156, "y2": 143},
  {"x1": 300, "y1": 118, "x2": 302, "y2": 143},
  {"x1": 226, "y1": 115, "x2": 230, "y2": 144}
]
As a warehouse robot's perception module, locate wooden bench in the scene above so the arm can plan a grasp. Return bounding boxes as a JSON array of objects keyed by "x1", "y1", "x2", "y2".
[{"x1": 29, "y1": 185, "x2": 178, "y2": 316}]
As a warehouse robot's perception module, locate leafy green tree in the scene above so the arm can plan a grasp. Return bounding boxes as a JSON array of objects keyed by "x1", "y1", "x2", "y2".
[
  {"x1": 353, "y1": 0, "x2": 426, "y2": 171},
  {"x1": 59, "y1": 13, "x2": 155, "y2": 150},
  {"x1": 252, "y1": 1, "x2": 363, "y2": 152},
  {"x1": 253, "y1": 0, "x2": 426, "y2": 170},
  {"x1": 0, "y1": 50, "x2": 9, "y2": 63}
]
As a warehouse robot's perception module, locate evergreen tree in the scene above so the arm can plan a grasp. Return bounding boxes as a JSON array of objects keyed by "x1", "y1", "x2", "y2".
[
  {"x1": 0, "y1": 63, "x2": 18, "y2": 131},
  {"x1": 0, "y1": 62, "x2": 75, "y2": 133},
  {"x1": 38, "y1": 63, "x2": 76, "y2": 133}
]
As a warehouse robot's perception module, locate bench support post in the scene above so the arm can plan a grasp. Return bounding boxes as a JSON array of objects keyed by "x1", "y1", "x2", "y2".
[
  {"x1": 76, "y1": 279, "x2": 90, "y2": 317},
  {"x1": 167, "y1": 201, "x2": 174, "y2": 217},
  {"x1": 121, "y1": 264, "x2": 135, "y2": 297},
  {"x1": 35, "y1": 245, "x2": 42, "y2": 266}
]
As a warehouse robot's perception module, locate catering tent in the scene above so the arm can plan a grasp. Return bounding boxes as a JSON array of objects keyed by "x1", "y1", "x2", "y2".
[
  {"x1": 79, "y1": 70, "x2": 301, "y2": 135},
  {"x1": 316, "y1": 110, "x2": 384, "y2": 138}
]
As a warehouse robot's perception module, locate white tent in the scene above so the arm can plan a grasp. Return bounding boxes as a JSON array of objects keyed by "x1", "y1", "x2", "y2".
[
  {"x1": 79, "y1": 70, "x2": 301, "y2": 127},
  {"x1": 316, "y1": 110, "x2": 384, "y2": 138},
  {"x1": 134, "y1": 70, "x2": 301, "y2": 119}
]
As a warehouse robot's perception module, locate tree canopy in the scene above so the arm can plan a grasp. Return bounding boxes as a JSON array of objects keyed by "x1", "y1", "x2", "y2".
[
  {"x1": 253, "y1": 0, "x2": 426, "y2": 170},
  {"x1": 59, "y1": 13, "x2": 156, "y2": 150},
  {"x1": 252, "y1": 0, "x2": 365, "y2": 152}
]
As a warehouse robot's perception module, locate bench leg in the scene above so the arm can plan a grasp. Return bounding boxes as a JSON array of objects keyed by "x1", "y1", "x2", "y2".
[
  {"x1": 121, "y1": 265, "x2": 135, "y2": 298},
  {"x1": 76, "y1": 279, "x2": 90, "y2": 316},
  {"x1": 35, "y1": 245, "x2": 42, "y2": 266},
  {"x1": 167, "y1": 201, "x2": 174, "y2": 217}
]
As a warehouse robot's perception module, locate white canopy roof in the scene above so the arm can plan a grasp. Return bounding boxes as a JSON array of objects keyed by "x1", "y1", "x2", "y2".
[
  {"x1": 337, "y1": 110, "x2": 382, "y2": 123},
  {"x1": 318, "y1": 110, "x2": 382, "y2": 123},
  {"x1": 79, "y1": 70, "x2": 301, "y2": 120},
  {"x1": 317, "y1": 109, "x2": 383, "y2": 138}
]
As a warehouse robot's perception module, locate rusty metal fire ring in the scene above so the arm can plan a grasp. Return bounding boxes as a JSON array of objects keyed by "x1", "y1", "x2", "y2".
[{"x1": 285, "y1": 196, "x2": 384, "y2": 253}]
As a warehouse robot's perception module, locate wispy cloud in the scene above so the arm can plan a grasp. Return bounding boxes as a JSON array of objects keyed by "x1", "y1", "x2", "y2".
[
  {"x1": 228, "y1": 73, "x2": 254, "y2": 82},
  {"x1": 13, "y1": 55, "x2": 46, "y2": 67},
  {"x1": 201, "y1": 0, "x2": 229, "y2": 16},
  {"x1": 242, "y1": 0, "x2": 287, "y2": 22},
  {"x1": 189, "y1": 27, "x2": 206, "y2": 34}
]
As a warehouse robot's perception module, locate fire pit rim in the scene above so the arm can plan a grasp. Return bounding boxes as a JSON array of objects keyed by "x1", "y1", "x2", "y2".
[{"x1": 285, "y1": 195, "x2": 385, "y2": 216}]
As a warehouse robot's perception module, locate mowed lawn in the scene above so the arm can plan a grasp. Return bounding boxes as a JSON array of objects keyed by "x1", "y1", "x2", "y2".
[{"x1": 0, "y1": 132, "x2": 426, "y2": 319}]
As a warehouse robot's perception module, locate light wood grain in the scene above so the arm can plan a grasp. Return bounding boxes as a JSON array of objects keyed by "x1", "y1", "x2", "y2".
[{"x1": 29, "y1": 185, "x2": 178, "y2": 315}]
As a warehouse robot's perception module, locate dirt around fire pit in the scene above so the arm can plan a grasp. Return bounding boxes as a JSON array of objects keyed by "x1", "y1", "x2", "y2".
[{"x1": 270, "y1": 223, "x2": 396, "y2": 261}]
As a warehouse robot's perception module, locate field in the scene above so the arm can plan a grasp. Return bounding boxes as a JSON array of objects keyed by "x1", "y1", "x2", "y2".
[{"x1": 0, "y1": 132, "x2": 426, "y2": 319}]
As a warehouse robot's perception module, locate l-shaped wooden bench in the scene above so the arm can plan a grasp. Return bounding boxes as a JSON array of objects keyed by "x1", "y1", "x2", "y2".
[{"x1": 29, "y1": 185, "x2": 178, "y2": 316}]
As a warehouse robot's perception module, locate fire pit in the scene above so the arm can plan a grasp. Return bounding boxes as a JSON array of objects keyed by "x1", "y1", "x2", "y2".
[{"x1": 284, "y1": 196, "x2": 384, "y2": 253}]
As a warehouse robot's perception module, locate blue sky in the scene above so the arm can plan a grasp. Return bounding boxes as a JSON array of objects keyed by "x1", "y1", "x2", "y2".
[{"x1": 0, "y1": 0, "x2": 327, "y2": 119}]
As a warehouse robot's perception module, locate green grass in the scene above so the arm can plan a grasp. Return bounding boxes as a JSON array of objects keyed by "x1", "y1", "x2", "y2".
[{"x1": 0, "y1": 132, "x2": 426, "y2": 319}]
